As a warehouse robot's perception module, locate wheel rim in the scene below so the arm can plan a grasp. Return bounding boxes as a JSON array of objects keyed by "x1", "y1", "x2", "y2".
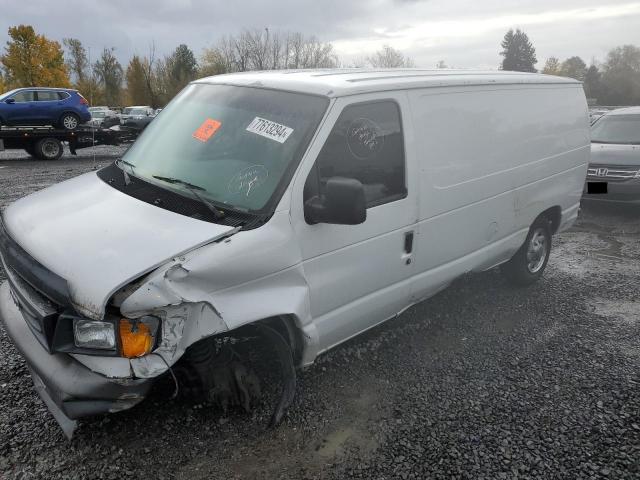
[
  {"x1": 526, "y1": 228, "x2": 547, "y2": 273},
  {"x1": 63, "y1": 115, "x2": 78, "y2": 129},
  {"x1": 42, "y1": 140, "x2": 60, "y2": 159}
]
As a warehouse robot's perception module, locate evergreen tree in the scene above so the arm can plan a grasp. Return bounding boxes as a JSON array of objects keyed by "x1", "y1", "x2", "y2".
[
  {"x1": 500, "y1": 29, "x2": 537, "y2": 72},
  {"x1": 583, "y1": 64, "x2": 602, "y2": 102}
]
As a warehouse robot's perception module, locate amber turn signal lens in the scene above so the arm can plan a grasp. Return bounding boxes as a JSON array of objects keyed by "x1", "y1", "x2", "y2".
[{"x1": 119, "y1": 318, "x2": 154, "y2": 358}]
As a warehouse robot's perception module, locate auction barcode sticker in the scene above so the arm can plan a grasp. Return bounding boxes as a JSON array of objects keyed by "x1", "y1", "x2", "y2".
[{"x1": 246, "y1": 117, "x2": 294, "y2": 144}]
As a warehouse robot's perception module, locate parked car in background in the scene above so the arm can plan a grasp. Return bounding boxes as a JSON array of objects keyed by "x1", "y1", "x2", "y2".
[
  {"x1": 119, "y1": 106, "x2": 153, "y2": 125},
  {"x1": 122, "y1": 106, "x2": 156, "y2": 131},
  {"x1": 0, "y1": 87, "x2": 91, "y2": 130},
  {"x1": 89, "y1": 109, "x2": 120, "y2": 128},
  {"x1": 89, "y1": 106, "x2": 110, "y2": 113},
  {"x1": 154, "y1": 108, "x2": 163, "y2": 115},
  {"x1": 589, "y1": 108, "x2": 610, "y2": 125},
  {"x1": 583, "y1": 107, "x2": 640, "y2": 204}
]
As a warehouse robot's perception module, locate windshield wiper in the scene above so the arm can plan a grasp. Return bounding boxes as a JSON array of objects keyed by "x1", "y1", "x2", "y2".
[
  {"x1": 152, "y1": 175, "x2": 225, "y2": 220},
  {"x1": 115, "y1": 158, "x2": 137, "y2": 185}
]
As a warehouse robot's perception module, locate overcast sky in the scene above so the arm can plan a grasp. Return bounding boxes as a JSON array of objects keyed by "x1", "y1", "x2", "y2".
[{"x1": 0, "y1": 0, "x2": 638, "y2": 69}]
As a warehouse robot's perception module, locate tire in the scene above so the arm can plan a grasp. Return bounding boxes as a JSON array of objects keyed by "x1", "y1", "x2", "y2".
[
  {"x1": 34, "y1": 138, "x2": 64, "y2": 161},
  {"x1": 501, "y1": 217, "x2": 552, "y2": 286},
  {"x1": 59, "y1": 112, "x2": 80, "y2": 130}
]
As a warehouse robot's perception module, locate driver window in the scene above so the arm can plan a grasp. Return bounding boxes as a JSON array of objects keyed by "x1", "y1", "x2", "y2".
[{"x1": 306, "y1": 100, "x2": 406, "y2": 208}]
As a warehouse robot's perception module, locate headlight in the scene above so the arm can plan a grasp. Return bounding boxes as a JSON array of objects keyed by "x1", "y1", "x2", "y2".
[
  {"x1": 73, "y1": 319, "x2": 116, "y2": 350},
  {"x1": 119, "y1": 315, "x2": 160, "y2": 358}
]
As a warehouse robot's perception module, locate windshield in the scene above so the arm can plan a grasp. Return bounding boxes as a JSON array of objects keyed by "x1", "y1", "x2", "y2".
[
  {"x1": 591, "y1": 114, "x2": 640, "y2": 144},
  {"x1": 121, "y1": 83, "x2": 328, "y2": 212},
  {"x1": 122, "y1": 107, "x2": 134, "y2": 115},
  {"x1": 130, "y1": 108, "x2": 147, "y2": 116},
  {"x1": 92, "y1": 111, "x2": 106, "y2": 118}
]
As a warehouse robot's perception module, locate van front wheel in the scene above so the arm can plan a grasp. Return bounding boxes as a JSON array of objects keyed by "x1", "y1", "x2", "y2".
[{"x1": 501, "y1": 219, "x2": 552, "y2": 286}]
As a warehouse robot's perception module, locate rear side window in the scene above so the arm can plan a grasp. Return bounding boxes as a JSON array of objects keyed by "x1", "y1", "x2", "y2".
[
  {"x1": 36, "y1": 91, "x2": 59, "y2": 101},
  {"x1": 57, "y1": 91, "x2": 70, "y2": 100},
  {"x1": 311, "y1": 100, "x2": 406, "y2": 208},
  {"x1": 12, "y1": 90, "x2": 35, "y2": 102}
]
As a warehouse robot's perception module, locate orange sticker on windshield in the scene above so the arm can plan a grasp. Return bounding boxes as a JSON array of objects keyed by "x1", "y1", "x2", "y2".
[{"x1": 192, "y1": 118, "x2": 221, "y2": 142}]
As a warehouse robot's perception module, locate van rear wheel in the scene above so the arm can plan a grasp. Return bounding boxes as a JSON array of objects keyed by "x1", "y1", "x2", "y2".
[{"x1": 501, "y1": 218, "x2": 552, "y2": 286}]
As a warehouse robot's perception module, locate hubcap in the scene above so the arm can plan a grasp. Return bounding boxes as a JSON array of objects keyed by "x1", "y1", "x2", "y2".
[
  {"x1": 526, "y1": 228, "x2": 547, "y2": 273},
  {"x1": 63, "y1": 115, "x2": 78, "y2": 129}
]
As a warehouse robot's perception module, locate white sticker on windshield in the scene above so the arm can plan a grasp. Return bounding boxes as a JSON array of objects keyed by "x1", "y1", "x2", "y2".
[{"x1": 246, "y1": 117, "x2": 294, "y2": 144}]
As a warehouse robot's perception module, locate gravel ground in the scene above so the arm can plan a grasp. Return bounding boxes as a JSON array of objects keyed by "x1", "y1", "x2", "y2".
[{"x1": 0, "y1": 154, "x2": 639, "y2": 479}]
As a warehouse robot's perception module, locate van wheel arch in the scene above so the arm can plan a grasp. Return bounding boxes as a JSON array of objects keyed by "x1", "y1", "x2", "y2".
[
  {"x1": 538, "y1": 206, "x2": 561, "y2": 234},
  {"x1": 175, "y1": 314, "x2": 302, "y2": 426},
  {"x1": 257, "y1": 315, "x2": 305, "y2": 366},
  {"x1": 501, "y1": 208, "x2": 560, "y2": 286}
]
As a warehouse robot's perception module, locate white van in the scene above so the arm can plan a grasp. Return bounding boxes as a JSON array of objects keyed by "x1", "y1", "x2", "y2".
[{"x1": 0, "y1": 69, "x2": 589, "y2": 436}]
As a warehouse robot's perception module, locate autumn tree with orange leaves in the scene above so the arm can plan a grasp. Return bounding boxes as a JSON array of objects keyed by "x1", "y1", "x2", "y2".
[{"x1": 1, "y1": 25, "x2": 70, "y2": 88}]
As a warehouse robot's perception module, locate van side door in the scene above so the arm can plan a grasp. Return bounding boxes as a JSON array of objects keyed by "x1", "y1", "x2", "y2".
[
  {"x1": 406, "y1": 87, "x2": 519, "y2": 302},
  {"x1": 290, "y1": 93, "x2": 418, "y2": 353}
]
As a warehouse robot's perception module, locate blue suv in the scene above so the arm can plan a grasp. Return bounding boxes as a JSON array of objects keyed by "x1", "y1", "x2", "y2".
[{"x1": 0, "y1": 87, "x2": 91, "y2": 130}]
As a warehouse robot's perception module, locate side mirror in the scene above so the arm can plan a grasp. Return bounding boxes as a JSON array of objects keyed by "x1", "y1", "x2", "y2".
[
  {"x1": 304, "y1": 177, "x2": 366, "y2": 225},
  {"x1": 5, "y1": 98, "x2": 15, "y2": 104}
]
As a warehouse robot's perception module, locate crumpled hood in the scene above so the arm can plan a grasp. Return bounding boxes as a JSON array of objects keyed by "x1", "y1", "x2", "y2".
[
  {"x1": 2, "y1": 171, "x2": 236, "y2": 319},
  {"x1": 590, "y1": 143, "x2": 640, "y2": 166}
]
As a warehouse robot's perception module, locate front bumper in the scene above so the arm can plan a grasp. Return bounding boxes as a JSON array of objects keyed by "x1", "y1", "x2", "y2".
[
  {"x1": 582, "y1": 177, "x2": 640, "y2": 204},
  {"x1": 0, "y1": 282, "x2": 152, "y2": 438}
]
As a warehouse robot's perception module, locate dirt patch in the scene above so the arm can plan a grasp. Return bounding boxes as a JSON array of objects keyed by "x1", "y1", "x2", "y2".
[{"x1": 176, "y1": 378, "x2": 386, "y2": 480}]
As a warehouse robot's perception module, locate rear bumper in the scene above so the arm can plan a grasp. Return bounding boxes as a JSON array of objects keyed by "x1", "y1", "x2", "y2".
[
  {"x1": 582, "y1": 178, "x2": 640, "y2": 204},
  {"x1": 0, "y1": 282, "x2": 152, "y2": 437}
]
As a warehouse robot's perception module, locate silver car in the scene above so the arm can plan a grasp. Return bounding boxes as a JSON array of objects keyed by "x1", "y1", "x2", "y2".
[{"x1": 584, "y1": 107, "x2": 640, "y2": 204}]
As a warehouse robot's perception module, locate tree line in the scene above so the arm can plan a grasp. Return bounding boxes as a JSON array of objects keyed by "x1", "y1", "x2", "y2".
[
  {"x1": 500, "y1": 28, "x2": 640, "y2": 105},
  {"x1": 0, "y1": 25, "x2": 412, "y2": 108},
  {"x1": 1, "y1": 24, "x2": 639, "y2": 107}
]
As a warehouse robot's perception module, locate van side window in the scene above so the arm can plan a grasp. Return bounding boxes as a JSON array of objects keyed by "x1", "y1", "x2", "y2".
[{"x1": 309, "y1": 100, "x2": 406, "y2": 207}]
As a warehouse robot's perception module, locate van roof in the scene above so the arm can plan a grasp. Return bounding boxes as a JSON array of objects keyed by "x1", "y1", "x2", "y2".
[
  {"x1": 604, "y1": 106, "x2": 640, "y2": 116},
  {"x1": 195, "y1": 69, "x2": 580, "y2": 98}
]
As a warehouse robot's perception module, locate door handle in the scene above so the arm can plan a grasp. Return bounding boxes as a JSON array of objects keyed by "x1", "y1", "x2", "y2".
[{"x1": 404, "y1": 231, "x2": 414, "y2": 254}]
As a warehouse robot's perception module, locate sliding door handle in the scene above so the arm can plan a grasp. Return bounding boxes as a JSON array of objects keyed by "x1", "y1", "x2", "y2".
[{"x1": 404, "y1": 231, "x2": 414, "y2": 254}]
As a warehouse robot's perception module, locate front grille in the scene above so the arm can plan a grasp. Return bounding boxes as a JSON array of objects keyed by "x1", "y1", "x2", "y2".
[
  {"x1": 0, "y1": 218, "x2": 68, "y2": 351},
  {"x1": 587, "y1": 164, "x2": 640, "y2": 182}
]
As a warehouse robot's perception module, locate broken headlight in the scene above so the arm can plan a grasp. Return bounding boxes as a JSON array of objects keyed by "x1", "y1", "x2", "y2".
[
  {"x1": 73, "y1": 319, "x2": 116, "y2": 350},
  {"x1": 119, "y1": 315, "x2": 161, "y2": 358}
]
